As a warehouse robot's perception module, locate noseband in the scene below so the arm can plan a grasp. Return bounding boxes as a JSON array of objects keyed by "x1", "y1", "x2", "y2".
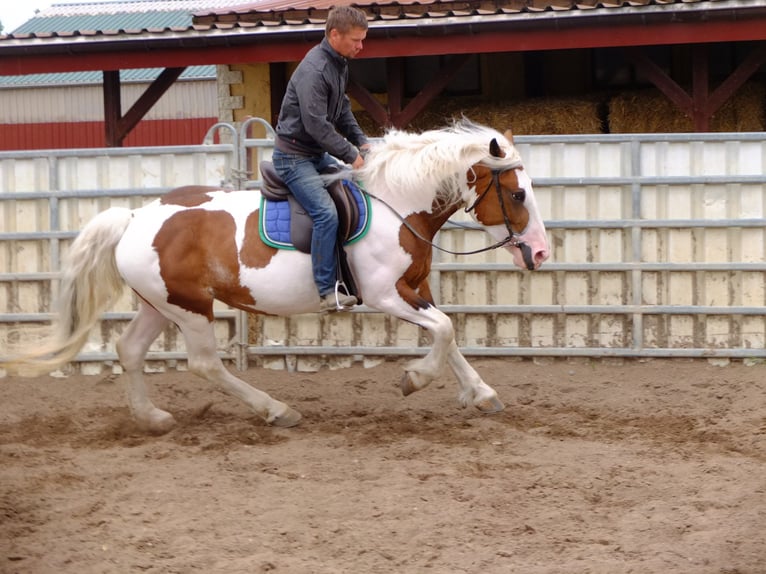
[{"x1": 464, "y1": 167, "x2": 535, "y2": 269}]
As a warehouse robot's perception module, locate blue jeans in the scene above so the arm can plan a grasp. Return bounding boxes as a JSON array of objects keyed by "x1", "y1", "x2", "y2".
[{"x1": 271, "y1": 149, "x2": 341, "y2": 297}]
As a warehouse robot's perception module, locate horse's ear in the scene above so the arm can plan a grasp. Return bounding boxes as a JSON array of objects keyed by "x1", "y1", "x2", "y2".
[
  {"x1": 489, "y1": 138, "x2": 506, "y2": 158},
  {"x1": 503, "y1": 129, "x2": 514, "y2": 143}
]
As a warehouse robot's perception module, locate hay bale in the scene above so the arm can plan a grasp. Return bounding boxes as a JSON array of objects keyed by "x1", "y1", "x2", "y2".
[
  {"x1": 608, "y1": 82, "x2": 765, "y2": 133},
  {"x1": 483, "y1": 98, "x2": 604, "y2": 135},
  {"x1": 355, "y1": 96, "x2": 604, "y2": 136}
]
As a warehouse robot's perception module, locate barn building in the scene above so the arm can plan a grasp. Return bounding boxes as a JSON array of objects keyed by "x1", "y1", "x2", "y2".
[
  {"x1": 0, "y1": 1, "x2": 232, "y2": 150},
  {"x1": 0, "y1": 0, "x2": 764, "y2": 148}
]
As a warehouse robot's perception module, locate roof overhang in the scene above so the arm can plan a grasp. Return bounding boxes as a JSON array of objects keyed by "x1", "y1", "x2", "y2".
[{"x1": 1, "y1": 1, "x2": 765, "y2": 76}]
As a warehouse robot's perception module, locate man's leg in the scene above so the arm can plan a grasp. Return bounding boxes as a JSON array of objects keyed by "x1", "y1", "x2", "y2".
[{"x1": 272, "y1": 151, "x2": 356, "y2": 310}]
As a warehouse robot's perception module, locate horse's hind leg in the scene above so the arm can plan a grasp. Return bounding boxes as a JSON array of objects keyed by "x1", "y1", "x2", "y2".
[
  {"x1": 116, "y1": 301, "x2": 177, "y2": 434},
  {"x1": 178, "y1": 315, "x2": 302, "y2": 427}
]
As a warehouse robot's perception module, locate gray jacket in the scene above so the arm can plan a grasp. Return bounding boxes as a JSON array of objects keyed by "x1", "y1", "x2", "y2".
[{"x1": 275, "y1": 37, "x2": 367, "y2": 164}]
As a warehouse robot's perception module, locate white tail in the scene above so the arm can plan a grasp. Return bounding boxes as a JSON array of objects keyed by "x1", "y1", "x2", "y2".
[{"x1": 2, "y1": 207, "x2": 133, "y2": 375}]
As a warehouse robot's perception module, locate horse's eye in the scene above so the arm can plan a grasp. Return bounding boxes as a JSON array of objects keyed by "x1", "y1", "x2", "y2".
[{"x1": 511, "y1": 190, "x2": 526, "y2": 202}]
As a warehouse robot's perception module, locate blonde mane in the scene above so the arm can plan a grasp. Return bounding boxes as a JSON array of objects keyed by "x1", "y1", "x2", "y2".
[{"x1": 357, "y1": 119, "x2": 523, "y2": 211}]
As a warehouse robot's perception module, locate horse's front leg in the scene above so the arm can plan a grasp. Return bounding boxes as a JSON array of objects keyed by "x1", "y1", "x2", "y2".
[
  {"x1": 446, "y1": 341, "x2": 505, "y2": 413},
  {"x1": 399, "y1": 305, "x2": 455, "y2": 396},
  {"x1": 387, "y1": 278, "x2": 504, "y2": 413},
  {"x1": 385, "y1": 277, "x2": 451, "y2": 395}
]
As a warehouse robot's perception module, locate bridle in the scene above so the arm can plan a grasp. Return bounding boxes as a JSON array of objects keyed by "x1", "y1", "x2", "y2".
[
  {"x1": 364, "y1": 164, "x2": 536, "y2": 268},
  {"x1": 465, "y1": 166, "x2": 529, "y2": 242},
  {"x1": 461, "y1": 165, "x2": 535, "y2": 269}
]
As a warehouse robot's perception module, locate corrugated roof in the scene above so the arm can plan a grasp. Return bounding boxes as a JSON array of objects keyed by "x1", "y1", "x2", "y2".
[
  {"x1": 2, "y1": 1, "x2": 224, "y2": 85},
  {"x1": 3, "y1": 0, "x2": 751, "y2": 39},
  {"x1": 15, "y1": 11, "x2": 199, "y2": 34},
  {"x1": 0, "y1": 66, "x2": 216, "y2": 87},
  {"x1": 40, "y1": 0, "x2": 243, "y2": 17},
  {"x1": 191, "y1": 0, "x2": 735, "y2": 22},
  {"x1": 12, "y1": 0, "x2": 241, "y2": 34}
]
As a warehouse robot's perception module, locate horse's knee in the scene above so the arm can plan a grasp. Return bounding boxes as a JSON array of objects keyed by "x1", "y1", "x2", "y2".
[
  {"x1": 187, "y1": 359, "x2": 224, "y2": 381},
  {"x1": 429, "y1": 314, "x2": 456, "y2": 344}
]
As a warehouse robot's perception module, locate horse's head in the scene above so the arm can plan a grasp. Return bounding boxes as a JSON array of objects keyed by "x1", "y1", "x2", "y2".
[{"x1": 465, "y1": 131, "x2": 550, "y2": 270}]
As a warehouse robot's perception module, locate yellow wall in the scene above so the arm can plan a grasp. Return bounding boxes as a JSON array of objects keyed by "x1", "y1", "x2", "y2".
[{"x1": 230, "y1": 63, "x2": 273, "y2": 137}]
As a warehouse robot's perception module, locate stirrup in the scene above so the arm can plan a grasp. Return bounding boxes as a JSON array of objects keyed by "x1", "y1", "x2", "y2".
[{"x1": 319, "y1": 281, "x2": 358, "y2": 313}]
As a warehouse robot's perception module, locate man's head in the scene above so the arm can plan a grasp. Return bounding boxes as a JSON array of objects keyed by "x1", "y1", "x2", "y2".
[{"x1": 326, "y1": 6, "x2": 368, "y2": 59}]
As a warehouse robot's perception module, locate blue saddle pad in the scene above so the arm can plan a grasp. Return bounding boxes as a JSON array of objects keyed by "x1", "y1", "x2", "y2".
[{"x1": 259, "y1": 180, "x2": 371, "y2": 250}]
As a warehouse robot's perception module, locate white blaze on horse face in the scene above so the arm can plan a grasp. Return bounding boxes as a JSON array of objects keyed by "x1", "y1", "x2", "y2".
[
  {"x1": 478, "y1": 168, "x2": 550, "y2": 270},
  {"x1": 512, "y1": 169, "x2": 549, "y2": 269}
]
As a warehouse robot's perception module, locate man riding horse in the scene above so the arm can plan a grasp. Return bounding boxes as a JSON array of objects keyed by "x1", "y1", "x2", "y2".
[{"x1": 271, "y1": 6, "x2": 371, "y2": 313}]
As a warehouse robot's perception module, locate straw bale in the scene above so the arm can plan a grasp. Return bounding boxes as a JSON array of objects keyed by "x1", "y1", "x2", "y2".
[
  {"x1": 355, "y1": 96, "x2": 604, "y2": 136},
  {"x1": 608, "y1": 82, "x2": 765, "y2": 133},
  {"x1": 479, "y1": 98, "x2": 604, "y2": 135}
]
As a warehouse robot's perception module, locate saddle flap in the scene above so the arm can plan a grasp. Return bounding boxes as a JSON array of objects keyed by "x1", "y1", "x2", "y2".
[
  {"x1": 259, "y1": 161, "x2": 290, "y2": 200},
  {"x1": 328, "y1": 180, "x2": 359, "y2": 242}
]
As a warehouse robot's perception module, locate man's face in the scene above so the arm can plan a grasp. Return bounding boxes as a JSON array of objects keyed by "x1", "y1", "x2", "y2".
[{"x1": 329, "y1": 26, "x2": 367, "y2": 59}]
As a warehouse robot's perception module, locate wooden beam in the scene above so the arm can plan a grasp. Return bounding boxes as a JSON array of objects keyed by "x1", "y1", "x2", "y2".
[
  {"x1": 269, "y1": 62, "x2": 287, "y2": 127},
  {"x1": 103, "y1": 70, "x2": 121, "y2": 147},
  {"x1": 102, "y1": 67, "x2": 185, "y2": 147},
  {"x1": 708, "y1": 43, "x2": 766, "y2": 113},
  {"x1": 392, "y1": 54, "x2": 472, "y2": 128},
  {"x1": 386, "y1": 57, "x2": 405, "y2": 118},
  {"x1": 627, "y1": 44, "x2": 766, "y2": 132},
  {"x1": 120, "y1": 67, "x2": 185, "y2": 144},
  {"x1": 349, "y1": 54, "x2": 473, "y2": 130},
  {"x1": 625, "y1": 48, "x2": 692, "y2": 112},
  {"x1": 692, "y1": 45, "x2": 710, "y2": 131},
  {"x1": 347, "y1": 78, "x2": 390, "y2": 128}
]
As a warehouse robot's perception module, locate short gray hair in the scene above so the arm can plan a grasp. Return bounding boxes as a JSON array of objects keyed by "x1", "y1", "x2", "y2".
[{"x1": 325, "y1": 6, "x2": 368, "y2": 35}]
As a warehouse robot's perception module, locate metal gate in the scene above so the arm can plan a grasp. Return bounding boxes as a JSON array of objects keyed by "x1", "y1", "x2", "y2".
[
  {"x1": 2, "y1": 125, "x2": 766, "y2": 376},
  {"x1": 238, "y1": 129, "x2": 766, "y2": 370}
]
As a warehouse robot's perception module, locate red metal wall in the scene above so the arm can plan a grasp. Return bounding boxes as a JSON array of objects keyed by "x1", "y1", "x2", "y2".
[{"x1": 0, "y1": 118, "x2": 218, "y2": 150}]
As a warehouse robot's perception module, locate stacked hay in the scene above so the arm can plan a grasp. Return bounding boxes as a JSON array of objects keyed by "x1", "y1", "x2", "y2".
[
  {"x1": 355, "y1": 96, "x2": 604, "y2": 136},
  {"x1": 354, "y1": 82, "x2": 765, "y2": 135},
  {"x1": 463, "y1": 97, "x2": 604, "y2": 136},
  {"x1": 608, "y1": 82, "x2": 766, "y2": 133}
]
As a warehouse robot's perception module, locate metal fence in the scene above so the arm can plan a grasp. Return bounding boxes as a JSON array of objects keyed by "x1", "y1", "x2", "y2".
[
  {"x1": 2, "y1": 127, "x2": 765, "y2": 374},
  {"x1": 0, "y1": 140, "x2": 240, "y2": 373}
]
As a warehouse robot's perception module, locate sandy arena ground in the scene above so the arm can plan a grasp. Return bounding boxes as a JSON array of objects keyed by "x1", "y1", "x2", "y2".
[{"x1": 1, "y1": 357, "x2": 765, "y2": 574}]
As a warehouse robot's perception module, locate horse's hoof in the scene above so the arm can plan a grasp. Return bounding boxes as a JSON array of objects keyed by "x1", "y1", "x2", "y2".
[
  {"x1": 400, "y1": 372, "x2": 417, "y2": 396},
  {"x1": 476, "y1": 396, "x2": 505, "y2": 414},
  {"x1": 139, "y1": 410, "x2": 176, "y2": 435},
  {"x1": 270, "y1": 408, "x2": 302, "y2": 428}
]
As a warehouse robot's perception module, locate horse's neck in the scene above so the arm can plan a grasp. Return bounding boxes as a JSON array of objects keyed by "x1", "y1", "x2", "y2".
[{"x1": 423, "y1": 201, "x2": 461, "y2": 238}]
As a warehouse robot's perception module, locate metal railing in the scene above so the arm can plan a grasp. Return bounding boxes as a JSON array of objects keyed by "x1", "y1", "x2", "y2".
[{"x1": 2, "y1": 129, "x2": 766, "y2": 371}]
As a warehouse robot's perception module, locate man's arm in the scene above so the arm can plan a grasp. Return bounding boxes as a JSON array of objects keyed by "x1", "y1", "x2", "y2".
[{"x1": 296, "y1": 68, "x2": 359, "y2": 164}]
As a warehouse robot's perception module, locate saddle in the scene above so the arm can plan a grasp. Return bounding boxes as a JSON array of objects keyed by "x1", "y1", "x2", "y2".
[{"x1": 259, "y1": 160, "x2": 369, "y2": 302}]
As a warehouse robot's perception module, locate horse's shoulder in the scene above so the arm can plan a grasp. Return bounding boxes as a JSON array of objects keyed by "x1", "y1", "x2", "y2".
[{"x1": 161, "y1": 185, "x2": 223, "y2": 208}]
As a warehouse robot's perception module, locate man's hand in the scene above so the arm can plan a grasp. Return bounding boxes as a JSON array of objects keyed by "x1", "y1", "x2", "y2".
[{"x1": 352, "y1": 143, "x2": 371, "y2": 169}]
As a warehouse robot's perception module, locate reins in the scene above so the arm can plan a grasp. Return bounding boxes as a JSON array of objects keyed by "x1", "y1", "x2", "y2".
[{"x1": 359, "y1": 166, "x2": 526, "y2": 257}]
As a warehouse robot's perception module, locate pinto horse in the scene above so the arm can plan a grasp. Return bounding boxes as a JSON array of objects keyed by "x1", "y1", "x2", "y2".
[{"x1": 2, "y1": 120, "x2": 549, "y2": 433}]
